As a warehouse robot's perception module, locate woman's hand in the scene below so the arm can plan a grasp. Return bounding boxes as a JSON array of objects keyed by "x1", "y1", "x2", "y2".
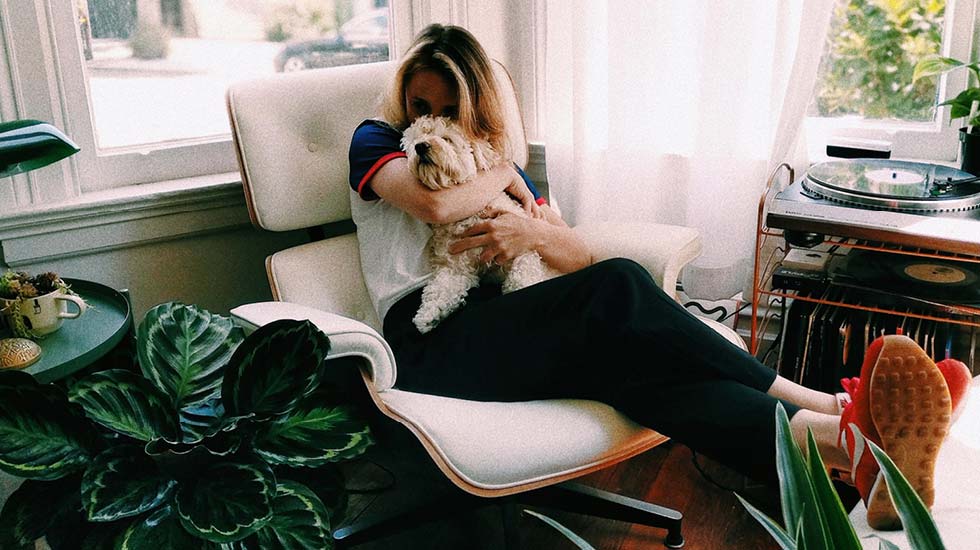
[
  {"x1": 503, "y1": 171, "x2": 543, "y2": 219},
  {"x1": 449, "y1": 207, "x2": 544, "y2": 264}
]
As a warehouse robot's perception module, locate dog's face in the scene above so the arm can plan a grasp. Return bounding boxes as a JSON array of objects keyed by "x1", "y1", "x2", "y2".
[{"x1": 401, "y1": 115, "x2": 499, "y2": 190}]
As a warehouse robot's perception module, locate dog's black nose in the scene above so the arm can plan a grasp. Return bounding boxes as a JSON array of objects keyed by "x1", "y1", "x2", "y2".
[{"x1": 415, "y1": 143, "x2": 430, "y2": 157}]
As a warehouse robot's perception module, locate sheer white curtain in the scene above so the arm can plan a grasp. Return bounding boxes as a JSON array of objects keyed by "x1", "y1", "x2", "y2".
[{"x1": 545, "y1": 0, "x2": 833, "y2": 299}]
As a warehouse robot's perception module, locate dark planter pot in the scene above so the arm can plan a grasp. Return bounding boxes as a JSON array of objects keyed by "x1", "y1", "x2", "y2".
[{"x1": 958, "y1": 127, "x2": 980, "y2": 176}]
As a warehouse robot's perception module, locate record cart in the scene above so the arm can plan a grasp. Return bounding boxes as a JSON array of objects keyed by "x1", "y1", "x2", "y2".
[{"x1": 751, "y1": 161, "x2": 980, "y2": 392}]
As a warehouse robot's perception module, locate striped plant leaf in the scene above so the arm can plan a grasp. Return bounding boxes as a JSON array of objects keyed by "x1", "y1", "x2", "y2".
[
  {"x1": 876, "y1": 538, "x2": 902, "y2": 550},
  {"x1": 805, "y1": 432, "x2": 861, "y2": 549},
  {"x1": 735, "y1": 494, "x2": 796, "y2": 550},
  {"x1": 774, "y1": 404, "x2": 829, "y2": 550},
  {"x1": 117, "y1": 503, "x2": 222, "y2": 550},
  {"x1": 175, "y1": 459, "x2": 276, "y2": 543},
  {"x1": 68, "y1": 369, "x2": 179, "y2": 442},
  {"x1": 222, "y1": 320, "x2": 331, "y2": 418},
  {"x1": 0, "y1": 475, "x2": 81, "y2": 549},
  {"x1": 912, "y1": 55, "x2": 964, "y2": 82},
  {"x1": 144, "y1": 423, "x2": 245, "y2": 479},
  {"x1": 80, "y1": 445, "x2": 176, "y2": 522},
  {"x1": 276, "y1": 464, "x2": 348, "y2": 525},
  {"x1": 137, "y1": 302, "x2": 244, "y2": 412},
  {"x1": 253, "y1": 480, "x2": 333, "y2": 549},
  {"x1": 867, "y1": 438, "x2": 947, "y2": 550},
  {"x1": 254, "y1": 384, "x2": 372, "y2": 467},
  {"x1": 0, "y1": 381, "x2": 98, "y2": 480},
  {"x1": 178, "y1": 397, "x2": 225, "y2": 443}
]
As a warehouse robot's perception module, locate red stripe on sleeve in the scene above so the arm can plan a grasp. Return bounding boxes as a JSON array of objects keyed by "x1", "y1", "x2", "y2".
[
  {"x1": 358, "y1": 151, "x2": 407, "y2": 198},
  {"x1": 536, "y1": 197, "x2": 547, "y2": 205}
]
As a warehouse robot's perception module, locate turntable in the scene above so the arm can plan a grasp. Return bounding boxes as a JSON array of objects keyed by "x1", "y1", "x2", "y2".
[{"x1": 767, "y1": 159, "x2": 980, "y2": 256}]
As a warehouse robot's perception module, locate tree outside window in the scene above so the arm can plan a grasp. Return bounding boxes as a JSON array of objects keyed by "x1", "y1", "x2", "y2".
[{"x1": 811, "y1": 0, "x2": 946, "y2": 123}]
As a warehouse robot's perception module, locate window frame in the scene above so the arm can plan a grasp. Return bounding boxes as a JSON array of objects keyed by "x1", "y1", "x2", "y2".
[
  {"x1": 807, "y1": 0, "x2": 980, "y2": 162},
  {"x1": 2, "y1": 1, "x2": 411, "y2": 203},
  {"x1": 2, "y1": 0, "x2": 541, "y2": 211}
]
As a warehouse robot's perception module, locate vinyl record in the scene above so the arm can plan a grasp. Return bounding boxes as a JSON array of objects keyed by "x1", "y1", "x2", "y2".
[{"x1": 833, "y1": 249, "x2": 980, "y2": 304}]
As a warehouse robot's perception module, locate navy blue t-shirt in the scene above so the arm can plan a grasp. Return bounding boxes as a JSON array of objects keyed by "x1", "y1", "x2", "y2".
[{"x1": 348, "y1": 119, "x2": 543, "y2": 203}]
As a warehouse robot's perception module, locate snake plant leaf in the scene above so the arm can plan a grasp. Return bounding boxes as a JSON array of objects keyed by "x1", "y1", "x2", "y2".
[
  {"x1": 222, "y1": 320, "x2": 331, "y2": 418},
  {"x1": 735, "y1": 493, "x2": 796, "y2": 550},
  {"x1": 252, "y1": 480, "x2": 333, "y2": 549},
  {"x1": 80, "y1": 445, "x2": 176, "y2": 522},
  {"x1": 0, "y1": 380, "x2": 99, "y2": 479},
  {"x1": 0, "y1": 475, "x2": 81, "y2": 548},
  {"x1": 774, "y1": 404, "x2": 829, "y2": 550},
  {"x1": 117, "y1": 503, "x2": 222, "y2": 550},
  {"x1": 138, "y1": 302, "x2": 244, "y2": 411},
  {"x1": 805, "y1": 432, "x2": 862, "y2": 549},
  {"x1": 68, "y1": 369, "x2": 179, "y2": 442},
  {"x1": 175, "y1": 458, "x2": 276, "y2": 543},
  {"x1": 254, "y1": 384, "x2": 372, "y2": 467},
  {"x1": 876, "y1": 538, "x2": 902, "y2": 550},
  {"x1": 866, "y1": 438, "x2": 947, "y2": 550}
]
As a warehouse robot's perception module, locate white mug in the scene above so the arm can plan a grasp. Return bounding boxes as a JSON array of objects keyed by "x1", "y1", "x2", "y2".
[{"x1": 1, "y1": 288, "x2": 87, "y2": 337}]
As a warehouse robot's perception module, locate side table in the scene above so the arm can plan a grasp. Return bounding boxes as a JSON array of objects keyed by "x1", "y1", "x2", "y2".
[{"x1": 1, "y1": 278, "x2": 132, "y2": 384}]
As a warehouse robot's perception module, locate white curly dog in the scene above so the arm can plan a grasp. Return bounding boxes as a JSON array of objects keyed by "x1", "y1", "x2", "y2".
[{"x1": 402, "y1": 115, "x2": 558, "y2": 333}]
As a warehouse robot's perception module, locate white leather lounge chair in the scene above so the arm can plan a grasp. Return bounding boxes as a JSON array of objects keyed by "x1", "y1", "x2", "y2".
[{"x1": 225, "y1": 59, "x2": 747, "y2": 549}]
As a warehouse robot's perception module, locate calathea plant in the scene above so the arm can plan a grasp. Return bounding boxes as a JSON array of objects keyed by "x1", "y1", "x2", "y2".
[{"x1": 0, "y1": 302, "x2": 372, "y2": 549}]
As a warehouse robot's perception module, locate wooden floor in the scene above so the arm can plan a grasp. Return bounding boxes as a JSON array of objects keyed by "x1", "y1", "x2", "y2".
[{"x1": 338, "y1": 436, "x2": 796, "y2": 550}]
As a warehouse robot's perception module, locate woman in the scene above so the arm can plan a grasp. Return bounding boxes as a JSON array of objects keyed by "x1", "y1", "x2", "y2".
[{"x1": 348, "y1": 24, "x2": 964, "y2": 530}]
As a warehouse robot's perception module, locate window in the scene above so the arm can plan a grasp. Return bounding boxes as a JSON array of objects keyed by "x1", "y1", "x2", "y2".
[
  {"x1": 806, "y1": 0, "x2": 978, "y2": 161},
  {"x1": 5, "y1": 1, "x2": 391, "y2": 197}
]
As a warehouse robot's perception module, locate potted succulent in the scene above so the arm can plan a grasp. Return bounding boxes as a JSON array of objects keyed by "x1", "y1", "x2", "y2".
[
  {"x1": 913, "y1": 55, "x2": 980, "y2": 175},
  {"x1": 0, "y1": 302, "x2": 373, "y2": 549},
  {"x1": 0, "y1": 271, "x2": 87, "y2": 338}
]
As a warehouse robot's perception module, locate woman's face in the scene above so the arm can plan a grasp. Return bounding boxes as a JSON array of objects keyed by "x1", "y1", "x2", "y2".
[{"x1": 405, "y1": 69, "x2": 459, "y2": 122}]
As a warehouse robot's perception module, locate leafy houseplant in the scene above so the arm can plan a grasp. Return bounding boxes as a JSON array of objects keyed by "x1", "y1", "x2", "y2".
[
  {"x1": 0, "y1": 271, "x2": 83, "y2": 338},
  {"x1": 0, "y1": 302, "x2": 372, "y2": 549},
  {"x1": 913, "y1": 55, "x2": 980, "y2": 175},
  {"x1": 737, "y1": 404, "x2": 947, "y2": 550}
]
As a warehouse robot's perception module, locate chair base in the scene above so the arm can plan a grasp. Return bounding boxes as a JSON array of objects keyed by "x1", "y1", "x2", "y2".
[{"x1": 332, "y1": 480, "x2": 683, "y2": 548}]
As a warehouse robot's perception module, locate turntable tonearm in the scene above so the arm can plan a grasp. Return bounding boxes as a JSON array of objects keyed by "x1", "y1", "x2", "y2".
[{"x1": 767, "y1": 159, "x2": 980, "y2": 256}]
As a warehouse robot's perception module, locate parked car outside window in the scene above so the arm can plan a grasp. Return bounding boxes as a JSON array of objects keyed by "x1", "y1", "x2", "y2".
[{"x1": 273, "y1": 9, "x2": 389, "y2": 72}]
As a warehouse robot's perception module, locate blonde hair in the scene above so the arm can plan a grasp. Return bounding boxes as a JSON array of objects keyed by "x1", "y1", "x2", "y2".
[{"x1": 382, "y1": 24, "x2": 512, "y2": 159}]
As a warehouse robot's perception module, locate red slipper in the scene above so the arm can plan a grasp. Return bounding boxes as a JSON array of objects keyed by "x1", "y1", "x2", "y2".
[
  {"x1": 838, "y1": 335, "x2": 952, "y2": 530},
  {"x1": 936, "y1": 357, "x2": 972, "y2": 424}
]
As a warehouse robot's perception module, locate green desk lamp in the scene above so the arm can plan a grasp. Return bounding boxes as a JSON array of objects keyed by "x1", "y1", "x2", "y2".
[
  {"x1": 0, "y1": 119, "x2": 80, "y2": 178},
  {"x1": 0, "y1": 119, "x2": 80, "y2": 369}
]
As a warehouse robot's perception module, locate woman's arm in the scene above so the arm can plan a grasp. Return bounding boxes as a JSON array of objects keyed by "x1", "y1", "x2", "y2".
[
  {"x1": 371, "y1": 158, "x2": 538, "y2": 224},
  {"x1": 449, "y1": 204, "x2": 594, "y2": 274}
]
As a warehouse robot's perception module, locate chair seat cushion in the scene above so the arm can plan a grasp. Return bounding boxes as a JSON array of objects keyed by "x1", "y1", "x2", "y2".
[{"x1": 378, "y1": 389, "x2": 666, "y2": 494}]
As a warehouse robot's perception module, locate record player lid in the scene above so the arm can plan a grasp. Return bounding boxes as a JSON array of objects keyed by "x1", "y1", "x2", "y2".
[{"x1": 804, "y1": 159, "x2": 980, "y2": 212}]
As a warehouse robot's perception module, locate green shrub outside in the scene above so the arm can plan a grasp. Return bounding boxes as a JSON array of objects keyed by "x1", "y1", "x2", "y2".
[{"x1": 813, "y1": 0, "x2": 946, "y2": 121}]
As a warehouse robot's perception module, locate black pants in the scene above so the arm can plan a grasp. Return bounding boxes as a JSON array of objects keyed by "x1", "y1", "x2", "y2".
[{"x1": 383, "y1": 258, "x2": 801, "y2": 483}]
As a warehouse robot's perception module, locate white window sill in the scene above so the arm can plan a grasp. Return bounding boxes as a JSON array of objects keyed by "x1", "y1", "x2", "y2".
[
  {"x1": 0, "y1": 143, "x2": 549, "y2": 267},
  {"x1": 0, "y1": 172, "x2": 250, "y2": 266}
]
